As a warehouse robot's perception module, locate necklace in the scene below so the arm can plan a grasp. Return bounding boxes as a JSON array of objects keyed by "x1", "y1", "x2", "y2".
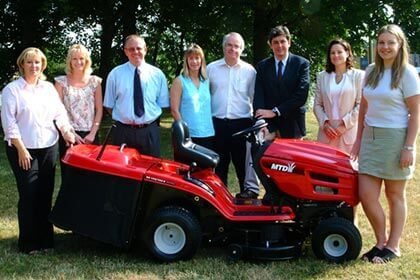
[{"x1": 335, "y1": 72, "x2": 344, "y2": 84}]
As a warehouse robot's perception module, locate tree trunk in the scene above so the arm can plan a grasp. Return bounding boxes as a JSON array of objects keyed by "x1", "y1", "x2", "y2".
[
  {"x1": 121, "y1": 0, "x2": 138, "y2": 39},
  {"x1": 98, "y1": 1, "x2": 119, "y2": 92},
  {"x1": 252, "y1": 1, "x2": 286, "y2": 65},
  {"x1": 252, "y1": 5, "x2": 271, "y2": 65},
  {"x1": 17, "y1": 0, "x2": 44, "y2": 49}
]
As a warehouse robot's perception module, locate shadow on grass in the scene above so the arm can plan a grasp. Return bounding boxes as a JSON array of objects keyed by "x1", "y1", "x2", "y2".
[
  {"x1": 1, "y1": 229, "x2": 355, "y2": 280},
  {"x1": 0, "y1": 230, "x2": 238, "y2": 279}
]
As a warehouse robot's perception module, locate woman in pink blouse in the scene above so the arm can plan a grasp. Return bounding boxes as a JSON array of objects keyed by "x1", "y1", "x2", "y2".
[
  {"x1": 54, "y1": 44, "x2": 103, "y2": 180},
  {"x1": 1, "y1": 47, "x2": 75, "y2": 254}
]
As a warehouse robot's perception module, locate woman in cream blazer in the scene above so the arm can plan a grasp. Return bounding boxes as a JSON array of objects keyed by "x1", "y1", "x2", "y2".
[{"x1": 314, "y1": 39, "x2": 364, "y2": 153}]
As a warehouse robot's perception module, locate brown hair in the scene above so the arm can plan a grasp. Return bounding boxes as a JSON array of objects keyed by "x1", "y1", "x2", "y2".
[
  {"x1": 268, "y1": 26, "x2": 291, "y2": 43},
  {"x1": 325, "y1": 38, "x2": 354, "y2": 73},
  {"x1": 181, "y1": 44, "x2": 207, "y2": 80}
]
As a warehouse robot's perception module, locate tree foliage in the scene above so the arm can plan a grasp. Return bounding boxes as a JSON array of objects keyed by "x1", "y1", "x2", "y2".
[{"x1": 0, "y1": 0, "x2": 418, "y2": 89}]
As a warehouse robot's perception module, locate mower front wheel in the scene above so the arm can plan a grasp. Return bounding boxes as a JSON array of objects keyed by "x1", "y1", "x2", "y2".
[
  {"x1": 143, "y1": 206, "x2": 201, "y2": 262},
  {"x1": 312, "y1": 217, "x2": 362, "y2": 263},
  {"x1": 227, "y1": 243, "x2": 243, "y2": 262}
]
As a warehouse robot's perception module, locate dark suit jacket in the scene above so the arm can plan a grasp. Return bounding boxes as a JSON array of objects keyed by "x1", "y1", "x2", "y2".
[{"x1": 254, "y1": 53, "x2": 310, "y2": 138}]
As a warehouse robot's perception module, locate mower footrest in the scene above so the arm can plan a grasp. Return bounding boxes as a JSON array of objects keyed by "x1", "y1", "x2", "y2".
[
  {"x1": 233, "y1": 198, "x2": 262, "y2": 205},
  {"x1": 234, "y1": 211, "x2": 280, "y2": 216}
]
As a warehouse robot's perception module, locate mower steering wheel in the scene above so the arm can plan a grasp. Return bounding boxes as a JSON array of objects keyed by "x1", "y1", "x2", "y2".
[{"x1": 232, "y1": 119, "x2": 268, "y2": 138}]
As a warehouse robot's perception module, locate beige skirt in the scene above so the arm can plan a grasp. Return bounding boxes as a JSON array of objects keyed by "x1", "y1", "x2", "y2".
[{"x1": 359, "y1": 125, "x2": 415, "y2": 180}]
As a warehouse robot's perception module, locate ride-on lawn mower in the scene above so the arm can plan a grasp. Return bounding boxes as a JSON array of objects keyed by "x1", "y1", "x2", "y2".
[{"x1": 50, "y1": 120, "x2": 362, "y2": 263}]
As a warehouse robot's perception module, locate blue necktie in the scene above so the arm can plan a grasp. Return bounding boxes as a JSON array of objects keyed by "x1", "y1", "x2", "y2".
[
  {"x1": 133, "y1": 68, "x2": 144, "y2": 117},
  {"x1": 277, "y1": 61, "x2": 283, "y2": 80}
]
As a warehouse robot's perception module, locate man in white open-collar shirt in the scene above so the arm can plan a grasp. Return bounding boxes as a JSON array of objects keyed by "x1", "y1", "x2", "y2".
[{"x1": 207, "y1": 32, "x2": 259, "y2": 199}]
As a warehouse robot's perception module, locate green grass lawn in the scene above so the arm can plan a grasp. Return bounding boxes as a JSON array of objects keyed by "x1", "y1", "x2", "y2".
[{"x1": 0, "y1": 112, "x2": 419, "y2": 280}]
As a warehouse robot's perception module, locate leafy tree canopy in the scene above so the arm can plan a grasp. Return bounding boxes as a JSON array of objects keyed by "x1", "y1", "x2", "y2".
[{"x1": 0, "y1": 0, "x2": 418, "y2": 88}]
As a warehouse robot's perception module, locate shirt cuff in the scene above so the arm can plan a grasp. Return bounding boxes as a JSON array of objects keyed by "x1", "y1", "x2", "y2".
[{"x1": 272, "y1": 107, "x2": 281, "y2": 117}]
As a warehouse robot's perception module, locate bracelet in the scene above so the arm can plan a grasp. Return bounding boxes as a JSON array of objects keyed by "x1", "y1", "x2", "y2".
[
  {"x1": 94, "y1": 122, "x2": 100, "y2": 126},
  {"x1": 402, "y1": 145, "x2": 414, "y2": 151}
]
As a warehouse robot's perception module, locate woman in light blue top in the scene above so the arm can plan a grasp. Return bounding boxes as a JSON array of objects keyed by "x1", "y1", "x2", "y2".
[{"x1": 170, "y1": 44, "x2": 215, "y2": 150}]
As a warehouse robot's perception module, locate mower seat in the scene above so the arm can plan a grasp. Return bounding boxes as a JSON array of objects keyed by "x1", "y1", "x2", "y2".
[{"x1": 172, "y1": 120, "x2": 219, "y2": 169}]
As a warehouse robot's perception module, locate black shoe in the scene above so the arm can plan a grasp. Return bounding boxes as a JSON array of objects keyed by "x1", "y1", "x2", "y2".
[
  {"x1": 236, "y1": 190, "x2": 258, "y2": 199},
  {"x1": 261, "y1": 193, "x2": 280, "y2": 205}
]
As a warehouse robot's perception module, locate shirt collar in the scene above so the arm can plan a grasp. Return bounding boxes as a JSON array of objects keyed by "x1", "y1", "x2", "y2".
[
  {"x1": 16, "y1": 77, "x2": 27, "y2": 88},
  {"x1": 17, "y1": 76, "x2": 44, "y2": 89},
  {"x1": 128, "y1": 61, "x2": 147, "y2": 72},
  {"x1": 274, "y1": 53, "x2": 289, "y2": 66},
  {"x1": 220, "y1": 58, "x2": 243, "y2": 68}
]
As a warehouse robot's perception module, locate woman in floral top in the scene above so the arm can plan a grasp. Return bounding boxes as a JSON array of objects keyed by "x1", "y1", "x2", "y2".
[{"x1": 55, "y1": 44, "x2": 103, "y2": 180}]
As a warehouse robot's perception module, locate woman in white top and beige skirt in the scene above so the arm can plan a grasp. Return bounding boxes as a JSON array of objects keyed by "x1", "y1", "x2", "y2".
[{"x1": 351, "y1": 24, "x2": 420, "y2": 264}]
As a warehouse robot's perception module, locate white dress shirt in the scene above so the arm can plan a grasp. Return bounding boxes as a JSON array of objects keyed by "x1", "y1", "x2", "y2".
[
  {"x1": 207, "y1": 58, "x2": 256, "y2": 119},
  {"x1": 1, "y1": 77, "x2": 70, "y2": 148}
]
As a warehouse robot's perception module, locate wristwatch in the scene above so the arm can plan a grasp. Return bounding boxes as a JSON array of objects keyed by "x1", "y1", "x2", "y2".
[{"x1": 272, "y1": 107, "x2": 281, "y2": 117}]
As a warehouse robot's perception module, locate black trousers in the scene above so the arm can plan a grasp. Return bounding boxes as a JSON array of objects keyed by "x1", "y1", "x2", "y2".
[
  {"x1": 112, "y1": 121, "x2": 161, "y2": 157},
  {"x1": 5, "y1": 142, "x2": 58, "y2": 253},
  {"x1": 212, "y1": 117, "x2": 253, "y2": 192}
]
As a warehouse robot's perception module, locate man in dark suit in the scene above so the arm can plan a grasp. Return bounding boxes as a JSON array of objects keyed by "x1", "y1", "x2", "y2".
[
  {"x1": 253, "y1": 26, "x2": 310, "y2": 205},
  {"x1": 253, "y1": 25, "x2": 310, "y2": 139}
]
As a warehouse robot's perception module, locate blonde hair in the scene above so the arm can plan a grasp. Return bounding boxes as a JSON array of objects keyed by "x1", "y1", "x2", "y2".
[
  {"x1": 181, "y1": 44, "x2": 207, "y2": 80},
  {"x1": 65, "y1": 44, "x2": 93, "y2": 76},
  {"x1": 16, "y1": 47, "x2": 47, "y2": 80},
  {"x1": 365, "y1": 24, "x2": 410, "y2": 89}
]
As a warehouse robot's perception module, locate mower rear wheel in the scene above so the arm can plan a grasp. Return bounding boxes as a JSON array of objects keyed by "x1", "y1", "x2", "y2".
[
  {"x1": 312, "y1": 217, "x2": 361, "y2": 263},
  {"x1": 143, "y1": 206, "x2": 201, "y2": 262}
]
